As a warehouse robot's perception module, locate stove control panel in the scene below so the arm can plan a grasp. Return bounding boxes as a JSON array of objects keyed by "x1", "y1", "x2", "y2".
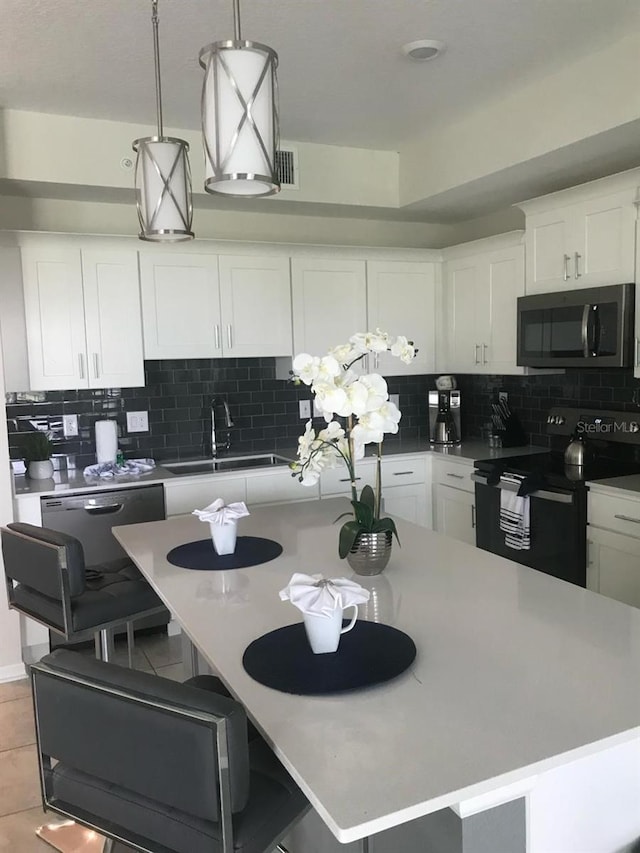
[{"x1": 547, "y1": 407, "x2": 640, "y2": 445}]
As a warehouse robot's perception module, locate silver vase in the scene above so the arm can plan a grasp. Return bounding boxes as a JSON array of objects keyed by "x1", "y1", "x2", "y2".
[{"x1": 345, "y1": 530, "x2": 392, "y2": 576}]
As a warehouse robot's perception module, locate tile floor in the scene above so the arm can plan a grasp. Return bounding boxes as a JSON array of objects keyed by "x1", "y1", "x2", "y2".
[{"x1": 0, "y1": 631, "x2": 184, "y2": 851}]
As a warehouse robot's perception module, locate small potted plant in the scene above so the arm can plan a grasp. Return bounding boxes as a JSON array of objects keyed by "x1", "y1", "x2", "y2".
[{"x1": 21, "y1": 431, "x2": 54, "y2": 479}]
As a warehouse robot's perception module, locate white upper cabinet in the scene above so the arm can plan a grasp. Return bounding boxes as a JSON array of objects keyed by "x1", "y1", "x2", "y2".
[
  {"x1": 140, "y1": 253, "x2": 292, "y2": 360},
  {"x1": 218, "y1": 255, "x2": 292, "y2": 357},
  {"x1": 366, "y1": 261, "x2": 436, "y2": 375},
  {"x1": 291, "y1": 258, "x2": 367, "y2": 356},
  {"x1": 81, "y1": 251, "x2": 144, "y2": 388},
  {"x1": 443, "y1": 234, "x2": 525, "y2": 374},
  {"x1": 140, "y1": 254, "x2": 222, "y2": 359},
  {"x1": 22, "y1": 247, "x2": 144, "y2": 390},
  {"x1": 519, "y1": 172, "x2": 639, "y2": 295}
]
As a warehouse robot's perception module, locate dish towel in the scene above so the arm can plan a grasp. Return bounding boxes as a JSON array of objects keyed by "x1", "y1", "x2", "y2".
[
  {"x1": 499, "y1": 473, "x2": 531, "y2": 551},
  {"x1": 83, "y1": 459, "x2": 156, "y2": 479}
]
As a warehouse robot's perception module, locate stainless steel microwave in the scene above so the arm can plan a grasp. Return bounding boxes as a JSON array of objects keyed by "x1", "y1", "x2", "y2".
[{"x1": 517, "y1": 283, "x2": 635, "y2": 368}]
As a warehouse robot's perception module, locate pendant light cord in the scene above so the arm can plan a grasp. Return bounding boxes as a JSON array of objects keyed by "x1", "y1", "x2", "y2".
[
  {"x1": 232, "y1": 0, "x2": 242, "y2": 41},
  {"x1": 151, "y1": 0, "x2": 164, "y2": 137}
]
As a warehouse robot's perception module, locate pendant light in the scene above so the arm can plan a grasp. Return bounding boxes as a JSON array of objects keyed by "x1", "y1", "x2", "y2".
[
  {"x1": 133, "y1": 0, "x2": 194, "y2": 241},
  {"x1": 199, "y1": 0, "x2": 280, "y2": 197}
]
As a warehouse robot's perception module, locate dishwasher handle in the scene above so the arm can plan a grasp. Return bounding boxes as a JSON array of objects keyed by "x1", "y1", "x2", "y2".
[{"x1": 82, "y1": 503, "x2": 123, "y2": 515}]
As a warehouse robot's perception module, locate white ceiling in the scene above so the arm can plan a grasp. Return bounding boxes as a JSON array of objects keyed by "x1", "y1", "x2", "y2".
[{"x1": 2, "y1": 0, "x2": 640, "y2": 151}]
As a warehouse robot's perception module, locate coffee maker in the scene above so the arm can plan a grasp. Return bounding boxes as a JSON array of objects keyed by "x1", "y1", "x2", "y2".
[{"x1": 429, "y1": 390, "x2": 461, "y2": 446}]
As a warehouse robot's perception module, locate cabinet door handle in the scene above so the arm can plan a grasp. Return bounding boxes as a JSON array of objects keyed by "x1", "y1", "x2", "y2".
[
  {"x1": 393, "y1": 470, "x2": 414, "y2": 476},
  {"x1": 227, "y1": 324, "x2": 233, "y2": 349},
  {"x1": 214, "y1": 325, "x2": 221, "y2": 350},
  {"x1": 574, "y1": 252, "x2": 582, "y2": 279},
  {"x1": 93, "y1": 353, "x2": 100, "y2": 379},
  {"x1": 563, "y1": 254, "x2": 571, "y2": 281},
  {"x1": 636, "y1": 338, "x2": 640, "y2": 368},
  {"x1": 474, "y1": 343, "x2": 480, "y2": 365},
  {"x1": 446, "y1": 472, "x2": 464, "y2": 479},
  {"x1": 614, "y1": 514, "x2": 640, "y2": 524},
  {"x1": 471, "y1": 504, "x2": 476, "y2": 529},
  {"x1": 78, "y1": 353, "x2": 85, "y2": 379},
  {"x1": 482, "y1": 343, "x2": 488, "y2": 364}
]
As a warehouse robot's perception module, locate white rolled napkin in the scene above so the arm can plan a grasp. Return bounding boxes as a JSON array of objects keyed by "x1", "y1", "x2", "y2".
[
  {"x1": 193, "y1": 498, "x2": 250, "y2": 526},
  {"x1": 279, "y1": 573, "x2": 370, "y2": 617}
]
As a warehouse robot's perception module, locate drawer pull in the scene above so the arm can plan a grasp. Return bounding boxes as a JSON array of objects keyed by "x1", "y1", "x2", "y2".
[
  {"x1": 613, "y1": 513, "x2": 640, "y2": 524},
  {"x1": 339, "y1": 477, "x2": 361, "y2": 482},
  {"x1": 393, "y1": 470, "x2": 414, "y2": 476},
  {"x1": 446, "y1": 472, "x2": 464, "y2": 480}
]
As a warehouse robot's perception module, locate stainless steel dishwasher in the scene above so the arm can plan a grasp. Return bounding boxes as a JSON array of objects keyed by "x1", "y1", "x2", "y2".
[{"x1": 41, "y1": 484, "x2": 168, "y2": 646}]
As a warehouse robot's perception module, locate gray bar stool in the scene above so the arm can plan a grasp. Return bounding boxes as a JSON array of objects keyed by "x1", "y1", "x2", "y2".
[
  {"x1": 1, "y1": 522, "x2": 168, "y2": 664},
  {"x1": 31, "y1": 650, "x2": 310, "y2": 853}
]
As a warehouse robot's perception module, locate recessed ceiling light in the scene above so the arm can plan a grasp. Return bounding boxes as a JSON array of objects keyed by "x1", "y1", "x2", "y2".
[{"x1": 401, "y1": 39, "x2": 446, "y2": 62}]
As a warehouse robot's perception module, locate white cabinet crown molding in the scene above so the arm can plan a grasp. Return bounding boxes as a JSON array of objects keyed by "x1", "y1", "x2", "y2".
[
  {"x1": 9, "y1": 230, "x2": 443, "y2": 263},
  {"x1": 441, "y1": 230, "x2": 525, "y2": 261},
  {"x1": 516, "y1": 166, "x2": 640, "y2": 217}
]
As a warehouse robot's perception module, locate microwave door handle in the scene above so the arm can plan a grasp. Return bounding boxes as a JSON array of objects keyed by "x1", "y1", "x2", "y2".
[{"x1": 581, "y1": 304, "x2": 591, "y2": 357}]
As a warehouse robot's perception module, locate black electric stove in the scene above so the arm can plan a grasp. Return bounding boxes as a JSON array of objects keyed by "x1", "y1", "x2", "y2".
[
  {"x1": 474, "y1": 450, "x2": 640, "y2": 492},
  {"x1": 472, "y1": 407, "x2": 640, "y2": 588}
]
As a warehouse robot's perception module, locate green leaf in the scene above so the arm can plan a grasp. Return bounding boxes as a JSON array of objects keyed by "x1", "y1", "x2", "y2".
[
  {"x1": 359, "y1": 484, "x2": 376, "y2": 512},
  {"x1": 372, "y1": 516, "x2": 401, "y2": 546},
  {"x1": 339, "y1": 520, "x2": 364, "y2": 559},
  {"x1": 351, "y1": 499, "x2": 374, "y2": 531}
]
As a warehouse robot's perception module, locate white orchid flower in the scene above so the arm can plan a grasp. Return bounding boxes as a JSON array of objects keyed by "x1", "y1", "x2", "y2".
[
  {"x1": 390, "y1": 336, "x2": 416, "y2": 364},
  {"x1": 328, "y1": 343, "x2": 358, "y2": 365},
  {"x1": 349, "y1": 330, "x2": 389, "y2": 354},
  {"x1": 350, "y1": 421, "x2": 382, "y2": 447},
  {"x1": 292, "y1": 353, "x2": 320, "y2": 385},
  {"x1": 318, "y1": 420, "x2": 345, "y2": 443},
  {"x1": 348, "y1": 374, "x2": 389, "y2": 416},
  {"x1": 316, "y1": 355, "x2": 341, "y2": 382},
  {"x1": 313, "y1": 381, "x2": 352, "y2": 418},
  {"x1": 297, "y1": 420, "x2": 316, "y2": 462}
]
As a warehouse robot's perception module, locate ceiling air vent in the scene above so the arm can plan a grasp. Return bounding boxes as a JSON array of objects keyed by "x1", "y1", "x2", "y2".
[{"x1": 275, "y1": 147, "x2": 298, "y2": 189}]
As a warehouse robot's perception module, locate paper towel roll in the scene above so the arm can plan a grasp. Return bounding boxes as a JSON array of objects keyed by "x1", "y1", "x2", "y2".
[{"x1": 95, "y1": 420, "x2": 118, "y2": 464}]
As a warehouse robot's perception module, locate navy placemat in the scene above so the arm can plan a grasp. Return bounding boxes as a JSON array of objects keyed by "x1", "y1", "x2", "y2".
[
  {"x1": 242, "y1": 621, "x2": 417, "y2": 695},
  {"x1": 166, "y1": 536, "x2": 283, "y2": 571}
]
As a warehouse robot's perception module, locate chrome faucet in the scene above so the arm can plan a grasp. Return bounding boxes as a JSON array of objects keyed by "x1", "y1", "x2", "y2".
[{"x1": 211, "y1": 397, "x2": 234, "y2": 457}]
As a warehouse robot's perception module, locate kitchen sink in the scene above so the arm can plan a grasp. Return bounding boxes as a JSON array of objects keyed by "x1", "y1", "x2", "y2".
[{"x1": 162, "y1": 454, "x2": 292, "y2": 476}]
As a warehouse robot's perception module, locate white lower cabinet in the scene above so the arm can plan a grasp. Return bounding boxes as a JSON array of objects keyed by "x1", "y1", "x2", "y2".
[
  {"x1": 246, "y1": 469, "x2": 319, "y2": 505},
  {"x1": 434, "y1": 485, "x2": 476, "y2": 545},
  {"x1": 432, "y1": 457, "x2": 476, "y2": 544},
  {"x1": 587, "y1": 526, "x2": 640, "y2": 609},
  {"x1": 587, "y1": 489, "x2": 640, "y2": 608},
  {"x1": 383, "y1": 484, "x2": 428, "y2": 527},
  {"x1": 164, "y1": 476, "x2": 246, "y2": 518}
]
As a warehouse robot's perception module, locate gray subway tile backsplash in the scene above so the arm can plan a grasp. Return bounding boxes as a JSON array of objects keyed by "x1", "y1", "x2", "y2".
[{"x1": 6, "y1": 359, "x2": 640, "y2": 467}]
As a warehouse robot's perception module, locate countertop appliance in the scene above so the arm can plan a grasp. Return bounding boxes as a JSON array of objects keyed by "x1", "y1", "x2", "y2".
[
  {"x1": 41, "y1": 484, "x2": 167, "y2": 646},
  {"x1": 472, "y1": 407, "x2": 640, "y2": 587},
  {"x1": 517, "y1": 283, "x2": 634, "y2": 368},
  {"x1": 429, "y1": 389, "x2": 461, "y2": 446}
]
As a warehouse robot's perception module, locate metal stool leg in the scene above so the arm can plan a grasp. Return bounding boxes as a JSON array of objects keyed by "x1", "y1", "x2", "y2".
[
  {"x1": 126, "y1": 622, "x2": 135, "y2": 668},
  {"x1": 95, "y1": 628, "x2": 115, "y2": 662}
]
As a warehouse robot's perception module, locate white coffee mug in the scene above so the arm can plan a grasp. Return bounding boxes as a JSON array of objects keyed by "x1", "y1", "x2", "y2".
[
  {"x1": 210, "y1": 521, "x2": 238, "y2": 556},
  {"x1": 303, "y1": 605, "x2": 358, "y2": 654}
]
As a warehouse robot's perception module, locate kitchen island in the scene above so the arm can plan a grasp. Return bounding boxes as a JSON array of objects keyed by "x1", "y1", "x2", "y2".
[{"x1": 113, "y1": 499, "x2": 640, "y2": 853}]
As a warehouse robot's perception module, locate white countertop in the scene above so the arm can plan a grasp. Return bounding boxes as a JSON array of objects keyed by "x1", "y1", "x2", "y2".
[
  {"x1": 11, "y1": 440, "x2": 548, "y2": 499},
  {"x1": 586, "y1": 474, "x2": 640, "y2": 499},
  {"x1": 113, "y1": 500, "x2": 640, "y2": 844}
]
